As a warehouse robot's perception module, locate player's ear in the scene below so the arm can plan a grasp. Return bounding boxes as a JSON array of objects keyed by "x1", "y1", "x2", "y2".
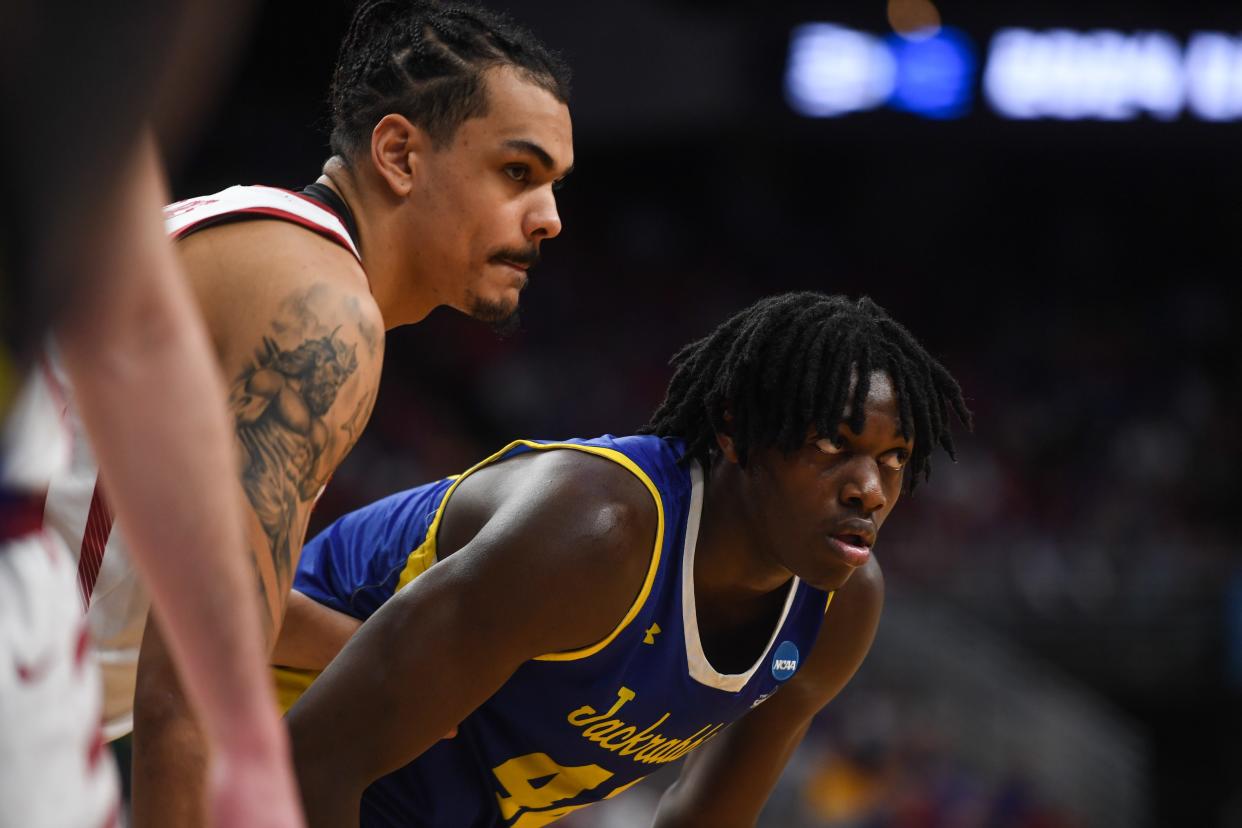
[
  {"x1": 369, "y1": 114, "x2": 431, "y2": 197},
  {"x1": 715, "y1": 409, "x2": 740, "y2": 465}
]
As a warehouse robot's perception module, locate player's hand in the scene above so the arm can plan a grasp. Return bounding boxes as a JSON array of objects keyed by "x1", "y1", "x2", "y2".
[{"x1": 208, "y1": 737, "x2": 306, "y2": 828}]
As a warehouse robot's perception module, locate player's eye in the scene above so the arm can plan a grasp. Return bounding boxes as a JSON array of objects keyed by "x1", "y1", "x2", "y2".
[
  {"x1": 813, "y1": 434, "x2": 847, "y2": 455},
  {"x1": 880, "y1": 449, "x2": 910, "y2": 471},
  {"x1": 503, "y1": 164, "x2": 530, "y2": 183}
]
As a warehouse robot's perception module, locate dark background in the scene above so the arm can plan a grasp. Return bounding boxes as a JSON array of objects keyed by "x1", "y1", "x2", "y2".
[{"x1": 173, "y1": 2, "x2": 1242, "y2": 825}]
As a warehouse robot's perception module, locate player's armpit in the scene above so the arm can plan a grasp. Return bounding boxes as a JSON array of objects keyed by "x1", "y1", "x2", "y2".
[{"x1": 652, "y1": 557, "x2": 885, "y2": 828}]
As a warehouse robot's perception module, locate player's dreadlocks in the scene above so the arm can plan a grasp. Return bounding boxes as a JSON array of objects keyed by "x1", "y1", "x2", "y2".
[
  {"x1": 329, "y1": 0, "x2": 571, "y2": 158},
  {"x1": 640, "y1": 293, "x2": 972, "y2": 491}
]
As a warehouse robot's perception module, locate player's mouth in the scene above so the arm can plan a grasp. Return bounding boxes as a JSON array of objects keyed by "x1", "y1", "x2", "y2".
[
  {"x1": 493, "y1": 257, "x2": 529, "y2": 274},
  {"x1": 490, "y1": 246, "x2": 540, "y2": 278},
  {"x1": 826, "y1": 522, "x2": 875, "y2": 567}
]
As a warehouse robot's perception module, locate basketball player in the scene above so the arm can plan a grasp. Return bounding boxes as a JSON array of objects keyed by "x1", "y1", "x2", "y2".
[
  {"x1": 276, "y1": 294, "x2": 972, "y2": 827},
  {"x1": 38, "y1": 2, "x2": 575, "y2": 824},
  {"x1": 2, "y1": 0, "x2": 304, "y2": 825}
]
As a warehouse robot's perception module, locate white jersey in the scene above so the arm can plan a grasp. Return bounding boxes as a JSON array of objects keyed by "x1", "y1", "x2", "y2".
[
  {"x1": 2, "y1": 367, "x2": 119, "y2": 826},
  {"x1": 42, "y1": 184, "x2": 361, "y2": 739},
  {"x1": 1, "y1": 358, "x2": 69, "y2": 492}
]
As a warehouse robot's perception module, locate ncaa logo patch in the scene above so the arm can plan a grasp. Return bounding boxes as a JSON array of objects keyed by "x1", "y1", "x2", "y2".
[{"x1": 771, "y1": 640, "x2": 799, "y2": 682}]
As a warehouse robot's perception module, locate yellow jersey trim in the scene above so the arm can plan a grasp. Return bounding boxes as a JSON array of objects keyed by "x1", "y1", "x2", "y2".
[
  {"x1": 273, "y1": 666, "x2": 320, "y2": 715},
  {"x1": 393, "y1": 475, "x2": 458, "y2": 591},
  {"x1": 824, "y1": 590, "x2": 836, "y2": 614},
  {"x1": 394, "y1": 439, "x2": 666, "y2": 662}
]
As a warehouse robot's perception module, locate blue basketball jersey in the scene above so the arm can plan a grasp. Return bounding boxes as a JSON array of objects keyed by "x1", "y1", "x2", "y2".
[{"x1": 284, "y1": 434, "x2": 833, "y2": 827}]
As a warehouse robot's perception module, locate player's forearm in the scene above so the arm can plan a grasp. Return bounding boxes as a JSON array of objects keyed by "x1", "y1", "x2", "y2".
[
  {"x1": 133, "y1": 618, "x2": 303, "y2": 828},
  {"x1": 272, "y1": 589, "x2": 362, "y2": 670},
  {"x1": 293, "y1": 767, "x2": 363, "y2": 828},
  {"x1": 57, "y1": 135, "x2": 285, "y2": 751},
  {"x1": 131, "y1": 620, "x2": 210, "y2": 827},
  {"x1": 291, "y1": 722, "x2": 364, "y2": 828}
]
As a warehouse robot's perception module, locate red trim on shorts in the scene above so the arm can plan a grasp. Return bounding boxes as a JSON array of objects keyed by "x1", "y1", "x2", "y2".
[
  {"x1": 15, "y1": 655, "x2": 52, "y2": 684},
  {"x1": 86, "y1": 726, "x2": 106, "y2": 771},
  {"x1": 76, "y1": 482, "x2": 113, "y2": 610},
  {"x1": 171, "y1": 207, "x2": 359, "y2": 260},
  {"x1": 74, "y1": 622, "x2": 91, "y2": 670},
  {"x1": 98, "y1": 798, "x2": 120, "y2": 828}
]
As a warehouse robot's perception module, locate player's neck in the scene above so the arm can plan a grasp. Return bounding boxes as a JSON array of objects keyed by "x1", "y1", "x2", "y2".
[
  {"x1": 318, "y1": 160, "x2": 438, "y2": 329},
  {"x1": 696, "y1": 464, "x2": 797, "y2": 609}
]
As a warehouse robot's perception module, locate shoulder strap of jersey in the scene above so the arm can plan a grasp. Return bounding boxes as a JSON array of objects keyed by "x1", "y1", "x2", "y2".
[
  {"x1": 392, "y1": 439, "x2": 669, "y2": 662},
  {"x1": 163, "y1": 185, "x2": 361, "y2": 262}
]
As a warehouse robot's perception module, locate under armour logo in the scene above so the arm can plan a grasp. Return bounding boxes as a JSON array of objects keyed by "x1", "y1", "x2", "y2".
[{"x1": 643, "y1": 623, "x2": 662, "y2": 645}]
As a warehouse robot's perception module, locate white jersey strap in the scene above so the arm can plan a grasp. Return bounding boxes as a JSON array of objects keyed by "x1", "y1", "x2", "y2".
[{"x1": 163, "y1": 185, "x2": 361, "y2": 262}]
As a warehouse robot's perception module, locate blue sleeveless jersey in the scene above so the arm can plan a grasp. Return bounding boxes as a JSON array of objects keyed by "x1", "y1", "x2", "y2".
[{"x1": 287, "y1": 435, "x2": 833, "y2": 827}]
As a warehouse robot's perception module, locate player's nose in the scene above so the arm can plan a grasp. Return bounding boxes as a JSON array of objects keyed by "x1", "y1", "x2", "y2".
[
  {"x1": 838, "y1": 457, "x2": 887, "y2": 516},
  {"x1": 524, "y1": 189, "x2": 562, "y2": 241}
]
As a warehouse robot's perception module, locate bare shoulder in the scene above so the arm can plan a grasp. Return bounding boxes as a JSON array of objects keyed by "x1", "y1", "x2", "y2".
[
  {"x1": 175, "y1": 219, "x2": 381, "y2": 361},
  {"x1": 439, "y1": 446, "x2": 662, "y2": 655},
  {"x1": 450, "y1": 446, "x2": 659, "y2": 566}
]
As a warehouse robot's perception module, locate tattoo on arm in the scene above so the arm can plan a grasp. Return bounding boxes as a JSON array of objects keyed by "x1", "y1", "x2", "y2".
[
  {"x1": 228, "y1": 287, "x2": 367, "y2": 595},
  {"x1": 250, "y1": 550, "x2": 275, "y2": 643},
  {"x1": 340, "y1": 389, "x2": 376, "y2": 447}
]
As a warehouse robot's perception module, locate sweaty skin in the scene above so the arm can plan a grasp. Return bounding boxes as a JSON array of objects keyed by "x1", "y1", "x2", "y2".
[{"x1": 281, "y1": 374, "x2": 904, "y2": 827}]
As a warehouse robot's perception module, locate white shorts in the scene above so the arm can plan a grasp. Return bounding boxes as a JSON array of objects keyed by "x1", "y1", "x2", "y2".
[{"x1": 0, "y1": 529, "x2": 119, "y2": 828}]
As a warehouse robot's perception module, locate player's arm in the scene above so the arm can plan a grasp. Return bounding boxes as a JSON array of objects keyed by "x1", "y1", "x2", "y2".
[
  {"x1": 130, "y1": 218, "x2": 384, "y2": 828},
  {"x1": 651, "y1": 557, "x2": 885, "y2": 828},
  {"x1": 287, "y1": 453, "x2": 658, "y2": 828},
  {"x1": 271, "y1": 589, "x2": 362, "y2": 670},
  {"x1": 56, "y1": 135, "x2": 305, "y2": 828}
]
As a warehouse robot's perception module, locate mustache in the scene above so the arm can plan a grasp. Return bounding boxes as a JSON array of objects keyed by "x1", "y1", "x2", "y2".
[{"x1": 490, "y1": 245, "x2": 541, "y2": 269}]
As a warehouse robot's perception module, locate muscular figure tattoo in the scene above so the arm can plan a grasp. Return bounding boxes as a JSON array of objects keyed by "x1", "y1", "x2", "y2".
[
  {"x1": 340, "y1": 389, "x2": 376, "y2": 446},
  {"x1": 229, "y1": 287, "x2": 364, "y2": 592}
]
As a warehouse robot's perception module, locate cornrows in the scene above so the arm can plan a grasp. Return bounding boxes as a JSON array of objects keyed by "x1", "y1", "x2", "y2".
[
  {"x1": 639, "y1": 293, "x2": 973, "y2": 491},
  {"x1": 329, "y1": 0, "x2": 571, "y2": 157}
]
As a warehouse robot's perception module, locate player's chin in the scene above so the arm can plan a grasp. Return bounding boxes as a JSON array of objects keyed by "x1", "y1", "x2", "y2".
[
  {"x1": 473, "y1": 273, "x2": 525, "y2": 318},
  {"x1": 803, "y1": 560, "x2": 858, "y2": 592},
  {"x1": 463, "y1": 289, "x2": 520, "y2": 330}
]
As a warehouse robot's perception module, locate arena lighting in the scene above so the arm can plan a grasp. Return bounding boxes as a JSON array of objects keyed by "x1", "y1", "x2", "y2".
[
  {"x1": 785, "y1": 23, "x2": 974, "y2": 119},
  {"x1": 784, "y1": 24, "x2": 897, "y2": 117},
  {"x1": 985, "y1": 28, "x2": 1184, "y2": 120},
  {"x1": 888, "y1": 27, "x2": 975, "y2": 119},
  {"x1": 1184, "y1": 32, "x2": 1242, "y2": 120},
  {"x1": 787, "y1": 23, "x2": 1242, "y2": 121}
]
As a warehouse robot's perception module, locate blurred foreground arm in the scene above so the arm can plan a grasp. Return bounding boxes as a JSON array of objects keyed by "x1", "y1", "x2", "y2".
[
  {"x1": 55, "y1": 134, "x2": 303, "y2": 828},
  {"x1": 125, "y1": 147, "x2": 382, "y2": 824}
]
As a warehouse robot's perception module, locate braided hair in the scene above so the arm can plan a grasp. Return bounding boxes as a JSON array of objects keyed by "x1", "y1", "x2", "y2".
[
  {"x1": 639, "y1": 293, "x2": 972, "y2": 491},
  {"x1": 329, "y1": 0, "x2": 571, "y2": 158}
]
